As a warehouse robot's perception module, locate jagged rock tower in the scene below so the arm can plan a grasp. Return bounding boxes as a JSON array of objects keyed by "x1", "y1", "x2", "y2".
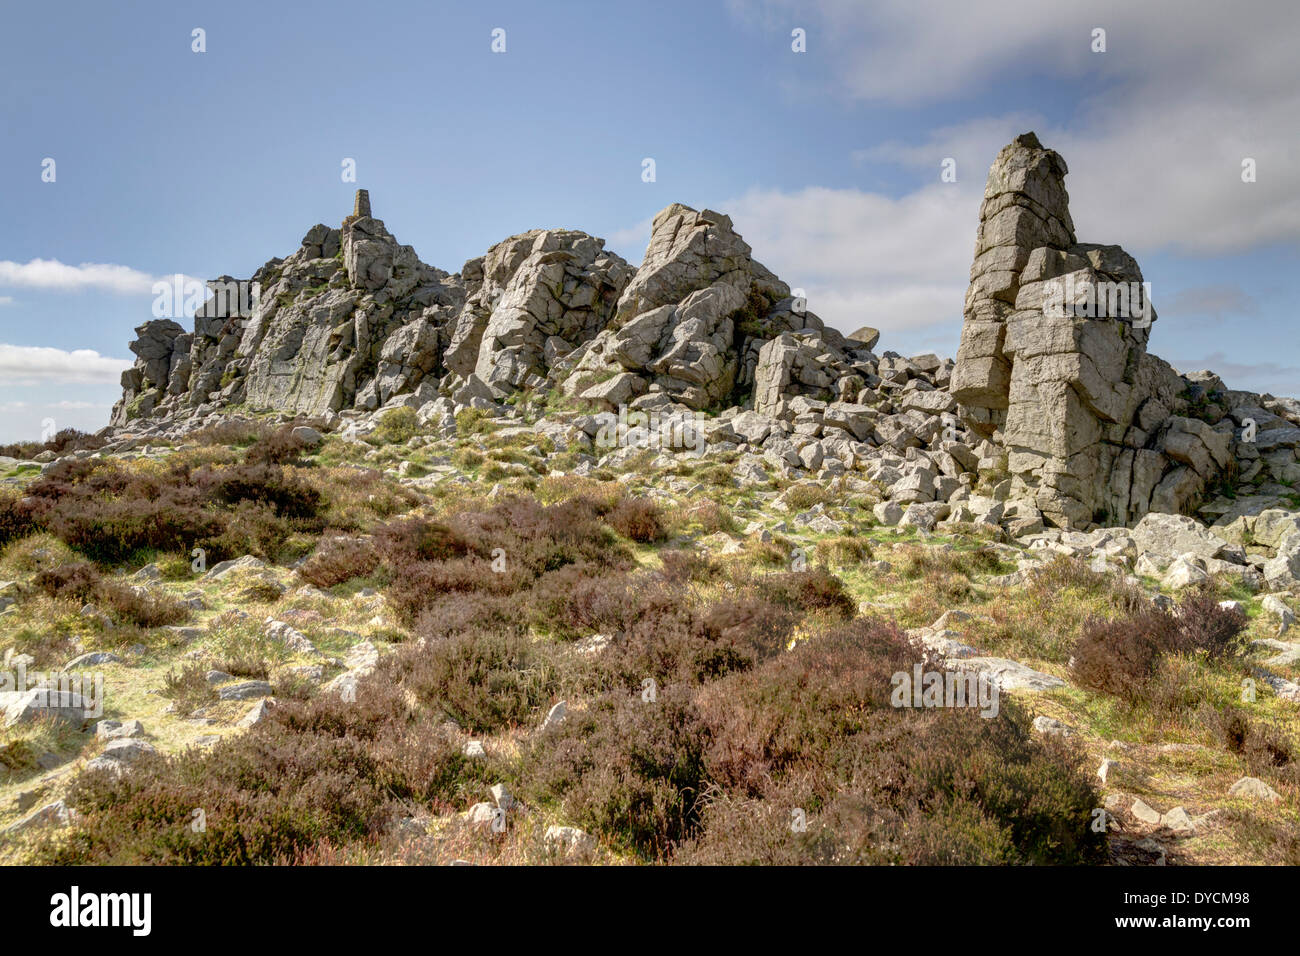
[{"x1": 951, "y1": 133, "x2": 1233, "y2": 527}]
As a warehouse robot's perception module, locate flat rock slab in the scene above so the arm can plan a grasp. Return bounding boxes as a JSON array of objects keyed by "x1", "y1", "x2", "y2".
[
  {"x1": 217, "y1": 680, "x2": 274, "y2": 701},
  {"x1": 0, "y1": 689, "x2": 91, "y2": 728},
  {"x1": 3, "y1": 800, "x2": 75, "y2": 835},
  {"x1": 1252, "y1": 640, "x2": 1300, "y2": 667},
  {"x1": 908, "y1": 627, "x2": 981, "y2": 659},
  {"x1": 949, "y1": 657, "x2": 1066, "y2": 692}
]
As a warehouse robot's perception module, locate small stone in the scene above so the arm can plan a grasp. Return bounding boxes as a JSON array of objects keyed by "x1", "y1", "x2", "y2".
[
  {"x1": 544, "y1": 825, "x2": 596, "y2": 856},
  {"x1": 291, "y1": 425, "x2": 324, "y2": 447},
  {"x1": 464, "y1": 740, "x2": 486, "y2": 759},
  {"x1": 465, "y1": 802, "x2": 499, "y2": 832},
  {"x1": 95, "y1": 719, "x2": 145, "y2": 740},
  {"x1": 1261, "y1": 594, "x2": 1294, "y2": 635},
  {"x1": 62, "y1": 651, "x2": 124, "y2": 670},
  {"x1": 539, "y1": 700, "x2": 567, "y2": 732},
  {"x1": 1032, "y1": 715, "x2": 1074, "y2": 737},
  {"x1": 1, "y1": 688, "x2": 90, "y2": 728},
  {"x1": 84, "y1": 738, "x2": 157, "y2": 776},
  {"x1": 489, "y1": 783, "x2": 515, "y2": 811},
  {"x1": 873, "y1": 501, "x2": 904, "y2": 527},
  {"x1": 238, "y1": 699, "x2": 276, "y2": 728},
  {"x1": 1161, "y1": 806, "x2": 1194, "y2": 832},
  {"x1": 217, "y1": 680, "x2": 274, "y2": 701},
  {"x1": 1227, "y1": 776, "x2": 1281, "y2": 802},
  {"x1": 575, "y1": 633, "x2": 612, "y2": 655},
  {"x1": 1097, "y1": 758, "x2": 1115, "y2": 786},
  {"x1": 1131, "y1": 799, "x2": 1162, "y2": 825},
  {"x1": 1134, "y1": 837, "x2": 1167, "y2": 866}
]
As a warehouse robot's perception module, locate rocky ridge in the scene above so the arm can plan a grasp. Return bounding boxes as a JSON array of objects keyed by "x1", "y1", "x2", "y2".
[{"x1": 99, "y1": 136, "x2": 1300, "y2": 577}]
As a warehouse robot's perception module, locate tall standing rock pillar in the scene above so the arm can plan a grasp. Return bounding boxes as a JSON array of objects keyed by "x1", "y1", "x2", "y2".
[{"x1": 952, "y1": 133, "x2": 1226, "y2": 529}]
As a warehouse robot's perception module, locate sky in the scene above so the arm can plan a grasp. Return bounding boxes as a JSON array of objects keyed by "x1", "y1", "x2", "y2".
[{"x1": 1, "y1": 0, "x2": 1297, "y2": 442}]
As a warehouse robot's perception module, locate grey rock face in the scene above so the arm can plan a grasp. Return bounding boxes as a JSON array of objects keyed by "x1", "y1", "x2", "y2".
[
  {"x1": 950, "y1": 132, "x2": 1226, "y2": 528},
  {"x1": 241, "y1": 210, "x2": 461, "y2": 416},
  {"x1": 560, "y1": 204, "x2": 819, "y2": 410},
  {"x1": 113, "y1": 193, "x2": 463, "y2": 422},
  {"x1": 754, "y1": 332, "x2": 843, "y2": 418},
  {"x1": 467, "y1": 229, "x2": 633, "y2": 398}
]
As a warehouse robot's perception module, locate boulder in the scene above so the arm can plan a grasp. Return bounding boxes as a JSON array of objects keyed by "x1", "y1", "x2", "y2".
[
  {"x1": 1227, "y1": 776, "x2": 1281, "y2": 802},
  {"x1": 1131, "y1": 513, "x2": 1233, "y2": 562},
  {"x1": 1264, "y1": 534, "x2": 1300, "y2": 590},
  {"x1": 544, "y1": 825, "x2": 596, "y2": 856},
  {"x1": 1, "y1": 689, "x2": 90, "y2": 728},
  {"x1": 84, "y1": 738, "x2": 158, "y2": 776},
  {"x1": 217, "y1": 680, "x2": 275, "y2": 702}
]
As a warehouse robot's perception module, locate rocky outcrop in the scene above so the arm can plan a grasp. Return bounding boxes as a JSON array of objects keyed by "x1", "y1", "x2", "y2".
[
  {"x1": 558, "y1": 204, "x2": 833, "y2": 410},
  {"x1": 116, "y1": 195, "x2": 825, "y2": 421},
  {"x1": 238, "y1": 212, "x2": 461, "y2": 416},
  {"x1": 456, "y1": 228, "x2": 633, "y2": 399},
  {"x1": 108, "y1": 173, "x2": 1300, "y2": 546},
  {"x1": 112, "y1": 207, "x2": 462, "y2": 423},
  {"x1": 951, "y1": 133, "x2": 1233, "y2": 528}
]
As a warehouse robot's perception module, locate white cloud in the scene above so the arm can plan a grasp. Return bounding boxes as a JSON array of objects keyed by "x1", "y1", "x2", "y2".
[
  {"x1": 723, "y1": 185, "x2": 976, "y2": 347},
  {"x1": 0, "y1": 259, "x2": 160, "y2": 295},
  {"x1": 0, "y1": 296, "x2": 14, "y2": 306},
  {"x1": 735, "y1": 0, "x2": 1300, "y2": 255},
  {"x1": 0, "y1": 344, "x2": 132, "y2": 385}
]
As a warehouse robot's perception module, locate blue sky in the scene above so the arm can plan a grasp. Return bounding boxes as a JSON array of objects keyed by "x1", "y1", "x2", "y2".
[{"x1": 2, "y1": 0, "x2": 1297, "y2": 442}]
